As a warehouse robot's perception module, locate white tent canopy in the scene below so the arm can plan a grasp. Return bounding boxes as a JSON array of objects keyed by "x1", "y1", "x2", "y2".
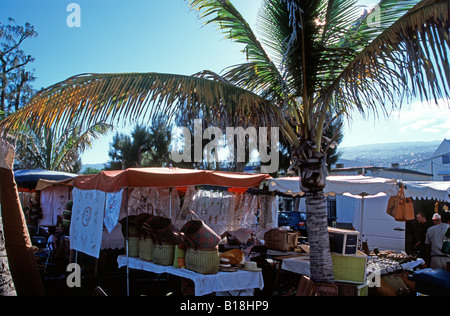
[
  {"x1": 403, "y1": 181, "x2": 450, "y2": 202},
  {"x1": 268, "y1": 176, "x2": 450, "y2": 201},
  {"x1": 267, "y1": 175, "x2": 399, "y2": 197}
]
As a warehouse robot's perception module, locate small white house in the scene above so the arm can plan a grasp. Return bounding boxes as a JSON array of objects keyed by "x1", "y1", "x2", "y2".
[{"x1": 420, "y1": 139, "x2": 450, "y2": 181}]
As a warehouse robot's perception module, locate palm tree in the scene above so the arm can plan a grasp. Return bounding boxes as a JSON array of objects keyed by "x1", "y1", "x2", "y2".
[
  {"x1": 0, "y1": 0, "x2": 449, "y2": 283},
  {"x1": 13, "y1": 119, "x2": 112, "y2": 172},
  {"x1": 0, "y1": 209, "x2": 16, "y2": 296},
  {"x1": 0, "y1": 140, "x2": 17, "y2": 296},
  {"x1": 106, "y1": 120, "x2": 171, "y2": 169}
]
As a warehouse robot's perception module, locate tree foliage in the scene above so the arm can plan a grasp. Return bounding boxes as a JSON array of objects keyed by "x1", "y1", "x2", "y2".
[
  {"x1": 0, "y1": 18, "x2": 37, "y2": 117},
  {"x1": 106, "y1": 119, "x2": 172, "y2": 170}
]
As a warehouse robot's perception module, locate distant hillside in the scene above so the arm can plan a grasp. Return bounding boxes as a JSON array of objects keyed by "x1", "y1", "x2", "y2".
[
  {"x1": 338, "y1": 140, "x2": 442, "y2": 170},
  {"x1": 80, "y1": 163, "x2": 106, "y2": 173}
]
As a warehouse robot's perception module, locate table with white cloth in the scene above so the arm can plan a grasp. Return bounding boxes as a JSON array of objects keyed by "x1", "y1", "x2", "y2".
[
  {"x1": 281, "y1": 255, "x2": 425, "y2": 277},
  {"x1": 117, "y1": 255, "x2": 264, "y2": 296}
]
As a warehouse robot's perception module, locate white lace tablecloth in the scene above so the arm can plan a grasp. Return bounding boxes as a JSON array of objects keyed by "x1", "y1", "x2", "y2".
[{"x1": 117, "y1": 255, "x2": 264, "y2": 296}]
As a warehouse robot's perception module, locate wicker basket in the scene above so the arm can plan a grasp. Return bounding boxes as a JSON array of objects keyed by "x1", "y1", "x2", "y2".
[
  {"x1": 152, "y1": 244, "x2": 176, "y2": 266},
  {"x1": 127, "y1": 236, "x2": 140, "y2": 258},
  {"x1": 185, "y1": 247, "x2": 220, "y2": 274},
  {"x1": 181, "y1": 220, "x2": 220, "y2": 250},
  {"x1": 120, "y1": 214, "x2": 152, "y2": 258},
  {"x1": 139, "y1": 237, "x2": 154, "y2": 261}
]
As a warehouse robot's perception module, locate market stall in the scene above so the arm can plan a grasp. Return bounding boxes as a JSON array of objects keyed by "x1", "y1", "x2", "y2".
[
  {"x1": 13, "y1": 170, "x2": 77, "y2": 233},
  {"x1": 267, "y1": 175, "x2": 429, "y2": 296},
  {"x1": 14, "y1": 169, "x2": 78, "y2": 192},
  {"x1": 70, "y1": 167, "x2": 273, "y2": 296},
  {"x1": 35, "y1": 178, "x2": 74, "y2": 227},
  {"x1": 268, "y1": 175, "x2": 400, "y2": 248}
]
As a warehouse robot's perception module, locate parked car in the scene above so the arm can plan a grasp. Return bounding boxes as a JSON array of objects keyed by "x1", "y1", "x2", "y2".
[{"x1": 278, "y1": 211, "x2": 307, "y2": 236}]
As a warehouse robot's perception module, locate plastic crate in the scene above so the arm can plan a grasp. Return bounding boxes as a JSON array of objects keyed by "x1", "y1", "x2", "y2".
[
  {"x1": 328, "y1": 227, "x2": 360, "y2": 255},
  {"x1": 332, "y1": 251, "x2": 367, "y2": 284}
]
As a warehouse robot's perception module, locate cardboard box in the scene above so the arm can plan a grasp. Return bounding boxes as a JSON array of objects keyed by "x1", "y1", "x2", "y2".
[
  {"x1": 328, "y1": 227, "x2": 360, "y2": 255},
  {"x1": 264, "y1": 229, "x2": 297, "y2": 252}
]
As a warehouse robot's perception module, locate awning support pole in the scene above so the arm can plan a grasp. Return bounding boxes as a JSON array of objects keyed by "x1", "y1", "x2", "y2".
[{"x1": 125, "y1": 187, "x2": 129, "y2": 296}]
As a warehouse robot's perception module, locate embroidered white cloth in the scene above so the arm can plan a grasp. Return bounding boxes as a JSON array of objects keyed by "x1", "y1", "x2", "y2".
[
  {"x1": 104, "y1": 189, "x2": 124, "y2": 233},
  {"x1": 40, "y1": 186, "x2": 72, "y2": 226},
  {"x1": 70, "y1": 188, "x2": 106, "y2": 258},
  {"x1": 117, "y1": 255, "x2": 264, "y2": 296}
]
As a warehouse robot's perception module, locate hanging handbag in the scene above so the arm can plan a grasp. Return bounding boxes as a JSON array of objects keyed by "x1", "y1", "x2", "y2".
[
  {"x1": 386, "y1": 195, "x2": 399, "y2": 218},
  {"x1": 386, "y1": 186, "x2": 415, "y2": 222},
  {"x1": 398, "y1": 187, "x2": 415, "y2": 222}
]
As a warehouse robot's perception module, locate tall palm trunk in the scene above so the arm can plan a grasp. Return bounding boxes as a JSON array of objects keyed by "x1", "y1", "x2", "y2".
[
  {"x1": 0, "y1": 181, "x2": 17, "y2": 296},
  {"x1": 304, "y1": 191, "x2": 334, "y2": 283},
  {"x1": 296, "y1": 141, "x2": 334, "y2": 283}
]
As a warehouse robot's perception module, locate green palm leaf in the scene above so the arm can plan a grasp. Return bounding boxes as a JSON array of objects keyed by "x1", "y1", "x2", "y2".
[
  {"x1": 0, "y1": 72, "x2": 281, "y2": 137},
  {"x1": 320, "y1": 0, "x2": 450, "y2": 116}
]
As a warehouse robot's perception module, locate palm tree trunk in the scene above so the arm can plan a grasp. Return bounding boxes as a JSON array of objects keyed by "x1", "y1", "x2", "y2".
[
  {"x1": 304, "y1": 190, "x2": 334, "y2": 283},
  {"x1": 0, "y1": 183, "x2": 17, "y2": 296},
  {"x1": 295, "y1": 141, "x2": 334, "y2": 283}
]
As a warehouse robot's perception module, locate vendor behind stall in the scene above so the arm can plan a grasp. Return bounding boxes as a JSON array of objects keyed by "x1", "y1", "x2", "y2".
[{"x1": 425, "y1": 211, "x2": 450, "y2": 270}]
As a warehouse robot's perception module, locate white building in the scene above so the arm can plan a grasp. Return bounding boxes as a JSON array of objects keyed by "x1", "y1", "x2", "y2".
[
  {"x1": 420, "y1": 139, "x2": 450, "y2": 181},
  {"x1": 331, "y1": 165, "x2": 432, "y2": 181}
]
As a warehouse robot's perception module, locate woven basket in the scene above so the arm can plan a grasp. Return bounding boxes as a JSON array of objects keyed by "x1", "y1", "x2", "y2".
[
  {"x1": 144, "y1": 216, "x2": 182, "y2": 246},
  {"x1": 185, "y1": 247, "x2": 220, "y2": 275},
  {"x1": 120, "y1": 214, "x2": 152, "y2": 258},
  {"x1": 127, "y1": 236, "x2": 140, "y2": 258},
  {"x1": 152, "y1": 244, "x2": 176, "y2": 266},
  {"x1": 139, "y1": 237, "x2": 154, "y2": 261},
  {"x1": 181, "y1": 220, "x2": 220, "y2": 250}
]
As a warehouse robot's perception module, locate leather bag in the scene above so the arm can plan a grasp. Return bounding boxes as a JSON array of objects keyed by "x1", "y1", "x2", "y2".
[{"x1": 386, "y1": 185, "x2": 415, "y2": 222}]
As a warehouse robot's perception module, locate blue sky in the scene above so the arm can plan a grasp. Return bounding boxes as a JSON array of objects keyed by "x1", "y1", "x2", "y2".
[{"x1": 2, "y1": 0, "x2": 450, "y2": 165}]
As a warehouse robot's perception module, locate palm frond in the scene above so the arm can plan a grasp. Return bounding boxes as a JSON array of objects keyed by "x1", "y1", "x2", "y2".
[
  {"x1": 187, "y1": 0, "x2": 285, "y2": 96},
  {"x1": 0, "y1": 72, "x2": 281, "y2": 137},
  {"x1": 320, "y1": 0, "x2": 450, "y2": 117}
]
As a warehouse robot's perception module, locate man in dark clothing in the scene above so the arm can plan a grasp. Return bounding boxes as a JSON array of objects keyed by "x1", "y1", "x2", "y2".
[{"x1": 413, "y1": 211, "x2": 431, "y2": 258}]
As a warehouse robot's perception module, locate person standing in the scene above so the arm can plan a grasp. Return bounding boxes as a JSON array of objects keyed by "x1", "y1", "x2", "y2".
[
  {"x1": 432, "y1": 213, "x2": 441, "y2": 225},
  {"x1": 425, "y1": 211, "x2": 450, "y2": 269},
  {"x1": 413, "y1": 211, "x2": 431, "y2": 258}
]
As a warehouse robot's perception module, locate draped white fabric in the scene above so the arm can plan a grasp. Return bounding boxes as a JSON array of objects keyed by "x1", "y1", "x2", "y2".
[
  {"x1": 104, "y1": 189, "x2": 124, "y2": 233},
  {"x1": 70, "y1": 188, "x2": 106, "y2": 258}
]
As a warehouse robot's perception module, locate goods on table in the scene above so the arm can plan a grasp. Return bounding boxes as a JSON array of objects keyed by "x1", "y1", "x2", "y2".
[
  {"x1": 120, "y1": 214, "x2": 152, "y2": 258},
  {"x1": 328, "y1": 227, "x2": 359, "y2": 255},
  {"x1": 264, "y1": 229, "x2": 298, "y2": 252},
  {"x1": 331, "y1": 251, "x2": 367, "y2": 284},
  {"x1": 219, "y1": 249, "x2": 244, "y2": 265},
  {"x1": 181, "y1": 219, "x2": 221, "y2": 250},
  {"x1": 152, "y1": 244, "x2": 176, "y2": 266},
  {"x1": 185, "y1": 247, "x2": 220, "y2": 274},
  {"x1": 139, "y1": 236, "x2": 154, "y2": 261}
]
